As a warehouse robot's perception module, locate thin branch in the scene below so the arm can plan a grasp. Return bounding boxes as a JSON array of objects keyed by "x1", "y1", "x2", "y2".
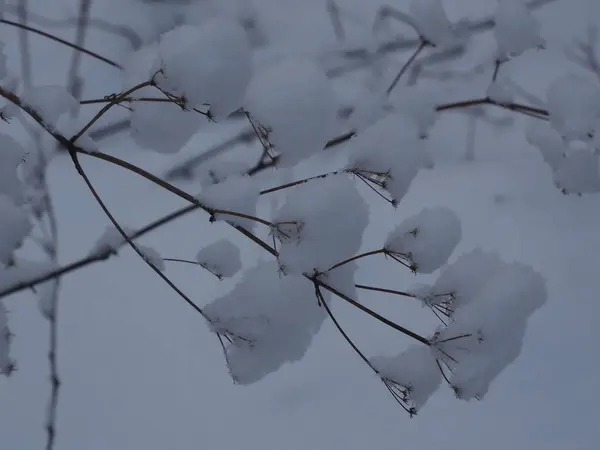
[
  {"x1": 314, "y1": 278, "x2": 430, "y2": 345},
  {"x1": 354, "y1": 284, "x2": 416, "y2": 298},
  {"x1": 0, "y1": 17, "x2": 122, "y2": 69},
  {"x1": 327, "y1": 249, "x2": 386, "y2": 271},
  {"x1": 260, "y1": 170, "x2": 343, "y2": 195},
  {"x1": 0, "y1": 204, "x2": 199, "y2": 299},
  {"x1": 314, "y1": 284, "x2": 375, "y2": 370},
  {"x1": 71, "y1": 80, "x2": 154, "y2": 142},
  {"x1": 2, "y1": 4, "x2": 142, "y2": 49},
  {"x1": 65, "y1": 0, "x2": 92, "y2": 114},
  {"x1": 386, "y1": 40, "x2": 427, "y2": 96},
  {"x1": 68, "y1": 150, "x2": 209, "y2": 320},
  {"x1": 163, "y1": 257, "x2": 201, "y2": 266}
]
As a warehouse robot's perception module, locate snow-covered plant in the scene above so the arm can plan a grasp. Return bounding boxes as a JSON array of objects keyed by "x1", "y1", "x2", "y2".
[{"x1": 1, "y1": 0, "x2": 595, "y2": 446}]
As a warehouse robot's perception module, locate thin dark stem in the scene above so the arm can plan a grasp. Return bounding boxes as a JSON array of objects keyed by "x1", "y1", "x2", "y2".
[
  {"x1": 314, "y1": 284, "x2": 375, "y2": 370},
  {"x1": 491, "y1": 60, "x2": 501, "y2": 82},
  {"x1": 314, "y1": 278, "x2": 430, "y2": 345},
  {"x1": 354, "y1": 284, "x2": 417, "y2": 298},
  {"x1": 260, "y1": 171, "x2": 342, "y2": 195},
  {"x1": 163, "y1": 258, "x2": 201, "y2": 266},
  {"x1": 387, "y1": 40, "x2": 427, "y2": 96},
  {"x1": 68, "y1": 150, "x2": 209, "y2": 320},
  {"x1": 0, "y1": 204, "x2": 199, "y2": 300},
  {"x1": 327, "y1": 249, "x2": 386, "y2": 271},
  {"x1": 71, "y1": 80, "x2": 154, "y2": 142},
  {"x1": 212, "y1": 209, "x2": 273, "y2": 227},
  {"x1": 0, "y1": 85, "x2": 278, "y2": 257},
  {"x1": 80, "y1": 96, "x2": 178, "y2": 105},
  {"x1": 66, "y1": 0, "x2": 92, "y2": 113},
  {"x1": 0, "y1": 17, "x2": 122, "y2": 69}
]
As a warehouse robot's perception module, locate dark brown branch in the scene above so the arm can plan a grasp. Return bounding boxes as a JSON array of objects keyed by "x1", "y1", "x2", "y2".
[
  {"x1": 314, "y1": 278, "x2": 430, "y2": 345},
  {"x1": 0, "y1": 17, "x2": 122, "y2": 69},
  {"x1": 327, "y1": 249, "x2": 386, "y2": 271},
  {"x1": 354, "y1": 284, "x2": 417, "y2": 298},
  {"x1": 68, "y1": 150, "x2": 209, "y2": 320},
  {"x1": 0, "y1": 204, "x2": 199, "y2": 299},
  {"x1": 387, "y1": 40, "x2": 427, "y2": 96}
]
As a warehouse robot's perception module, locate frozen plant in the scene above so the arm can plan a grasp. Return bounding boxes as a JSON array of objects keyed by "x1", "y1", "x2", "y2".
[{"x1": 0, "y1": 0, "x2": 586, "y2": 446}]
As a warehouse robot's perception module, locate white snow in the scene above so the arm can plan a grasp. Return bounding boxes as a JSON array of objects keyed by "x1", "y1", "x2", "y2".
[
  {"x1": 137, "y1": 245, "x2": 165, "y2": 271},
  {"x1": 155, "y1": 18, "x2": 252, "y2": 118},
  {"x1": 198, "y1": 174, "x2": 260, "y2": 231},
  {"x1": 273, "y1": 176, "x2": 368, "y2": 275},
  {"x1": 553, "y1": 146, "x2": 600, "y2": 194},
  {"x1": 487, "y1": 79, "x2": 514, "y2": 104},
  {"x1": 526, "y1": 121, "x2": 565, "y2": 171},
  {"x1": 89, "y1": 225, "x2": 136, "y2": 257},
  {"x1": 433, "y1": 262, "x2": 546, "y2": 400},
  {"x1": 0, "y1": 196, "x2": 31, "y2": 265},
  {"x1": 546, "y1": 73, "x2": 600, "y2": 142},
  {"x1": 196, "y1": 239, "x2": 242, "y2": 279},
  {"x1": 130, "y1": 98, "x2": 202, "y2": 153},
  {"x1": 385, "y1": 207, "x2": 462, "y2": 274},
  {"x1": 20, "y1": 85, "x2": 79, "y2": 127},
  {"x1": 493, "y1": 0, "x2": 544, "y2": 60},
  {"x1": 417, "y1": 249, "x2": 505, "y2": 313},
  {"x1": 204, "y1": 262, "x2": 326, "y2": 384},
  {"x1": 346, "y1": 113, "x2": 427, "y2": 205},
  {"x1": 409, "y1": 0, "x2": 454, "y2": 47},
  {"x1": 371, "y1": 345, "x2": 442, "y2": 412},
  {"x1": 0, "y1": 133, "x2": 26, "y2": 204},
  {"x1": 244, "y1": 57, "x2": 337, "y2": 167}
]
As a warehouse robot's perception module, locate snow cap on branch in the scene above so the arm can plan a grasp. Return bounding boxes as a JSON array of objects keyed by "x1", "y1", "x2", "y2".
[
  {"x1": 371, "y1": 345, "x2": 442, "y2": 413},
  {"x1": 547, "y1": 73, "x2": 600, "y2": 142},
  {"x1": 155, "y1": 18, "x2": 252, "y2": 118},
  {"x1": 205, "y1": 262, "x2": 327, "y2": 384},
  {"x1": 432, "y1": 260, "x2": 546, "y2": 400},
  {"x1": 130, "y1": 99, "x2": 201, "y2": 153},
  {"x1": 199, "y1": 174, "x2": 260, "y2": 231},
  {"x1": 244, "y1": 57, "x2": 337, "y2": 167},
  {"x1": 346, "y1": 113, "x2": 429, "y2": 205},
  {"x1": 196, "y1": 239, "x2": 242, "y2": 279},
  {"x1": 273, "y1": 176, "x2": 368, "y2": 275},
  {"x1": 385, "y1": 207, "x2": 462, "y2": 274}
]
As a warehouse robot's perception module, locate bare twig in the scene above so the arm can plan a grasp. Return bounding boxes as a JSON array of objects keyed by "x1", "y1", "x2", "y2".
[
  {"x1": 354, "y1": 284, "x2": 416, "y2": 298},
  {"x1": 68, "y1": 150, "x2": 209, "y2": 320},
  {"x1": 65, "y1": 0, "x2": 92, "y2": 113},
  {"x1": 0, "y1": 17, "x2": 122, "y2": 69},
  {"x1": 387, "y1": 40, "x2": 427, "y2": 95}
]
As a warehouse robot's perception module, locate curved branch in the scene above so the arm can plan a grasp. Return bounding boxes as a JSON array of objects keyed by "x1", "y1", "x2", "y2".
[{"x1": 0, "y1": 18, "x2": 122, "y2": 69}]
